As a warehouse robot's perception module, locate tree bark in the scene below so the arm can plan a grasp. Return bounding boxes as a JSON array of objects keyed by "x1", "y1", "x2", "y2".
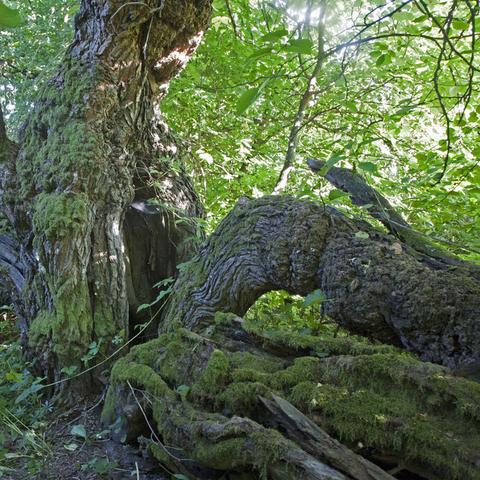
[
  {"x1": 161, "y1": 195, "x2": 480, "y2": 371},
  {"x1": 0, "y1": 0, "x2": 211, "y2": 397}
]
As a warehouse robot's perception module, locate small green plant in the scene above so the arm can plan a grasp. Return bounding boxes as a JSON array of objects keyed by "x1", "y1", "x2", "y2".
[
  {"x1": 0, "y1": 339, "x2": 51, "y2": 475},
  {"x1": 81, "y1": 340, "x2": 101, "y2": 366},
  {"x1": 246, "y1": 290, "x2": 334, "y2": 334},
  {"x1": 0, "y1": 305, "x2": 18, "y2": 343},
  {"x1": 81, "y1": 456, "x2": 118, "y2": 475},
  {"x1": 137, "y1": 277, "x2": 175, "y2": 313}
]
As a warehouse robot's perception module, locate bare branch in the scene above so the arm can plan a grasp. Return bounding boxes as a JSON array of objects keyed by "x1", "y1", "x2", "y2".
[
  {"x1": 273, "y1": 5, "x2": 326, "y2": 193},
  {"x1": 0, "y1": 104, "x2": 6, "y2": 143},
  {"x1": 225, "y1": 0, "x2": 239, "y2": 39},
  {"x1": 306, "y1": 158, "x2": 476, "y2": 266}
]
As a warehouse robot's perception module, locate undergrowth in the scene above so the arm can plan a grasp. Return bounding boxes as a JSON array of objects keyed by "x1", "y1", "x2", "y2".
[{"x1": 0, "y1": 305, "x2": 52, "y2": 476}]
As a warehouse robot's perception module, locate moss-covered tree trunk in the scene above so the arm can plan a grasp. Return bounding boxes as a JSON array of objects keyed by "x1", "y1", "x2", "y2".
[
  {"x1": 0, "y1": 0, "x2": 211, "y2": 398},
  {"x1": 162, "y1": 196, "x2": 480, "y2": 371}
]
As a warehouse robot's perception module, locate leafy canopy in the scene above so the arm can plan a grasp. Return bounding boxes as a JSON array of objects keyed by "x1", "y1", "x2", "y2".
[{"x1": 1, "y1": 0, "x2": 479, "y2": 260}]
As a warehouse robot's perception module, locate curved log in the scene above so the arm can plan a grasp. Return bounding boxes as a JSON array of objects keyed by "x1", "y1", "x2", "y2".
[{"x1": 162, "y1": 196, "x2": 480, "y2": 370}]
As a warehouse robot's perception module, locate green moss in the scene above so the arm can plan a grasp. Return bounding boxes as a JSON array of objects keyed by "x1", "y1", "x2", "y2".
[
  {"x1": 249, "y1": 326, "x2": 399, "y2": 358},
  {"x1": 193, "y1": 437, "x2": 249, "y2": 470},
  {"x1": 191, "y1": 349, "x2": 231, "y2": 400},
  {"x1": 33, "y1": 191, "x2": 89, "y2": 239},
  {"x1": 229, "y1": 351, "x2": 286, "y2": 374},
  {"x1": 28, "y1": 281, "x2": 101, "y2": 368},
  {"x1": 18, "y1": 59, "x2": 102, "y2": 199},
  {"x1": 288, "y1": 380, "x2": 480, "y2": 479},
  {"x1": 250, "y1": 429, "x2": 290, "y2": 479},
  {"x1": 214, "y1": 311, "x2": 240, "y2": 326},
  {"x1": 218, "y1": 381, "x2": 270, "y2": 414},
  {"x1": 104, "y1": 322, "x2": 480, "y2": 480},
  {"x1": 270, "y1": 356, "x2": 325, "y2": 389},
  {"x1": 192, "y1": 425, "x2": 290, "y2": 479},
  {"x1": 29, "y1": 310, "x2": 56, "y2": 350}
]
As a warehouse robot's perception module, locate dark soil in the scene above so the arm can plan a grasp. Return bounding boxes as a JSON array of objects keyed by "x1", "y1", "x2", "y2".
[{"x1": 3, "y1": 400, "x2": 167, "y2": 480}]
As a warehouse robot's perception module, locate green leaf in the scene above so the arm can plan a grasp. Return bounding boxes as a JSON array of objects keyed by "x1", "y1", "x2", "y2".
[
  {"x1": 248, "y1": 46, "x2": 273, "y2": 61},
  {"x1": 0, "y1": 2, "x2": 24, "y2": 28},
  {"x1": 355, "y1": 231, "x2": 370, "y2": 239},
  {"x1": 319, "y1": 153, "x2": 343, "y2": 176},
  {"x1": 94, "y1": 458, "x2": 118, "y2": 475},
  {"x1": 303, "y1": 289, "x2": 327, "y2": 308},
  {"x1": 375, "y1": 53, "x2": 391, "y2": 67},
  {"x1": 70, "y1": 424, "x2": 87, "y2": 440},
  {"x1": 285, "y1": 38, "x2": 313, "y2": 55},
  {"x1": 176, "y1": 384, "x2": 190, "y2": 397},
  {"x1": 358, "y1": 161, "x2": 377, "y2": 174},
  {"x1": 328, "y1": 189, "x2": 348, "y2": 201},
  {"x1": 236, "y1": 79, "x2": 270, "y2": 115},
  {"x1": 452, "y1": 19, "x2": 469, "y2": 30},
  {"x1": 236, "y1": 88, "x2": 260, "y2": 115},
  {"x1": 15, "y1": 382, "x2": 44, "y2": 403},
  {"x1": 64, "y1": 443, "x2": 79, "y2": 452},
  {"x1": 260, "y1": 28, "x2": 288, "y2": 43},
  {"x1": 60, "y1": 365, "x2": 78, "y2": 377}
]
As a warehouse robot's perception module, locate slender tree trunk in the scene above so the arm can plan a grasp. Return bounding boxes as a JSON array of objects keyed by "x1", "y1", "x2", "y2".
[{"x1": 0, "y1": 0, "x2": 212, "y2": 398}]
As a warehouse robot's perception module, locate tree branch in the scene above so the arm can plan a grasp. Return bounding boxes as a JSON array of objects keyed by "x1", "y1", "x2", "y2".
[
  {"x1": 161, "y1": 195, "x2": 480, "y2": 370},
  {"x1": 0, "y1": 104, "x2": 6, "y2": 143},
  {"x1": 306, "y1": 158, "x2": 474, "y2": 267},
  {"x1": 273, "y1": 5, "x2": 326, "y2": 194}
]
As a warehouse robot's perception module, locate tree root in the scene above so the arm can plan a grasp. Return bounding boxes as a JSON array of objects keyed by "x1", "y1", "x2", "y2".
[{"x1": 103, "y1": 315, "x2": 480, "y2": 480}]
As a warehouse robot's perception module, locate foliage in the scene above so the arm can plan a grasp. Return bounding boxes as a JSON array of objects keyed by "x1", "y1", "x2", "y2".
[
  {"x1": 0, "y1": 0, "x2": 77, "y2": 133},
  {"x1": 0, "y1": 309, "x2": 51, "y2": 475},
  {"x1": 245, "y1": 290, "x2": 332, "y2": 334},
  {"x1": 2, "y1": 0, "x2": 479, "y2": 257},
  {"x1": 160, "y1": 0, "x2": 480, "y2": 262}
]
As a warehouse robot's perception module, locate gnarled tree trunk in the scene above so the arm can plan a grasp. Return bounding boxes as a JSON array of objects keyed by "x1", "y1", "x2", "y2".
[
  {"x1": 162, "y1": 195, "x2": 480, "y2": 370},
  {"x1": 0, "y1": 0, "x2": 211, "y2": 398}
]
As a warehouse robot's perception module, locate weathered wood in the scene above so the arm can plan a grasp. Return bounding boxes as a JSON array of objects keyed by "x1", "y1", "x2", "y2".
[
  {"x1": 260, "y1": 394, "x2": 395, "y2": 480},
  {"x1": 306, "y1": 158, "x2": 473, "y2": 268},
  {"x1": 162, "y1": 195, "x2": 480, "y2": 370}
]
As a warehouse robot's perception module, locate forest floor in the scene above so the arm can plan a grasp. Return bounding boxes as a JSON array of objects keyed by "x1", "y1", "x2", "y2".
[
  {"x1": 2, "y1": 399, "x2": 167, "y2": 480},
  {"x1": 0, "y1": 307, "x2": 167, "y2": 480}
]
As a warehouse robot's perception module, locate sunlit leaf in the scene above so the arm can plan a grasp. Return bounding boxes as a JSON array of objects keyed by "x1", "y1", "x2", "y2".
[
  {"x1": 0, "y1": 1, "x2": 24, "y2": 28},
  {"x1": 285, "y1": 38, "x2": 313, "y2": 55}
]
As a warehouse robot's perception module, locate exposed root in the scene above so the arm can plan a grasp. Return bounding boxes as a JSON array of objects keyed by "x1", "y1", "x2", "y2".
[{"x1": 103, "y1": 315, "x2": 480, "y2": 480}]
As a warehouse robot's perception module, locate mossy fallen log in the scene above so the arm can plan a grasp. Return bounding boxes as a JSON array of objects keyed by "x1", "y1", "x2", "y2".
[{"x1": 103, "y1": 315, "x2": 480, "y2": 480}]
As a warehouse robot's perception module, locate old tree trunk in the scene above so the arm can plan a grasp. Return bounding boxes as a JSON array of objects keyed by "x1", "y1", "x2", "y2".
[
  {"x1": 0, "y1": 0, "x2": 210, "y2": 397},
  {"x1": 1, "y1": 1, "x2": 480, "y2": 479}
]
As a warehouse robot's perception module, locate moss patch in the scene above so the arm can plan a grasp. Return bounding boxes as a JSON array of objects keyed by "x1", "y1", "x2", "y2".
[{"x1": 105, "y1": 322, "x2": 480, "y2": 480}]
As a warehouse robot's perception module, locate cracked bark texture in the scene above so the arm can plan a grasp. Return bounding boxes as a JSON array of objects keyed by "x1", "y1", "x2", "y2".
[
  {"x1": 162, "y1": 196, "x2": 480, "y2": 371},
  {"x1": 0, "y1": 0, "x2": 211, "y2": 396}
]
